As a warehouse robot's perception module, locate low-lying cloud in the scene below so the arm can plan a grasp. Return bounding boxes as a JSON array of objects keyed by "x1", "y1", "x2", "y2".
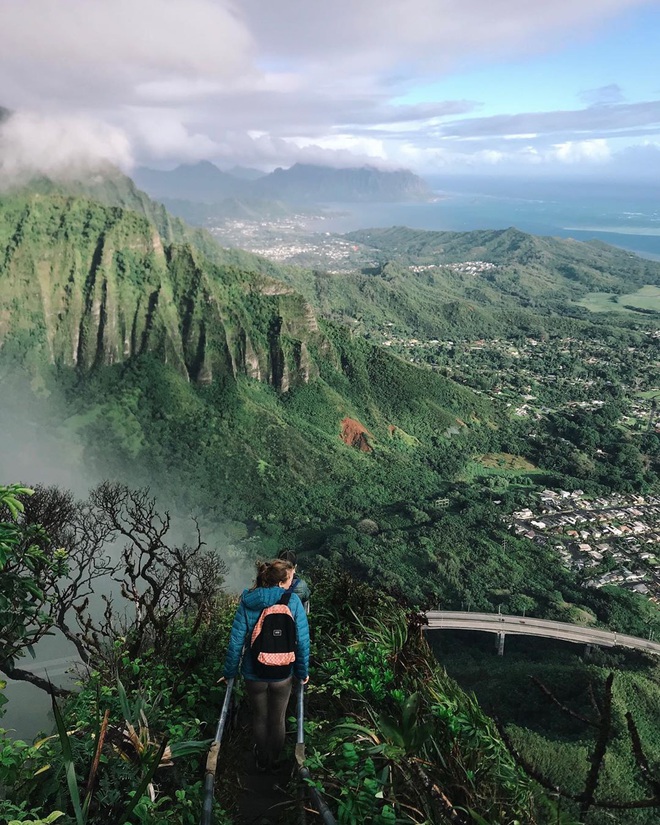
[{"x1": 0, "y1": 110, "x2": 133, "y2": 188}]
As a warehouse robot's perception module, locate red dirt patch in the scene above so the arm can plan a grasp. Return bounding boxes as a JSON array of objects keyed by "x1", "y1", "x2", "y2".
[{"x1": 340, "y1": 417, "x2": 373, "y2": 452}]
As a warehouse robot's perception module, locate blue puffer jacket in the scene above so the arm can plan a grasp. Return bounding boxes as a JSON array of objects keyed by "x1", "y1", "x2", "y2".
[{"x1": 222, "y1": 586, "x2": 310, "y2": 682}]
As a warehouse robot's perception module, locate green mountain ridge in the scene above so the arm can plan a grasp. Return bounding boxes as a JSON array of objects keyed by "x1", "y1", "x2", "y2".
[
  {"x1": 0, "y1": 192, "x2": 318, "y2": 391},
  {"x1": 270, "y1": 224, "x2": 660, "y2": 340},
  {"x1": 347, "y1": 225, "x2": 660, "y2": 292},
  {"x1": 0, "y1": 186, "x2": 493, "y2": 543}
]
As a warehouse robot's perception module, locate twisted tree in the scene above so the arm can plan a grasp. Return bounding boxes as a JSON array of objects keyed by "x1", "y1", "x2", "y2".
[{"x1": 0, "y1": 482, "x2": 227, "y2": 692}]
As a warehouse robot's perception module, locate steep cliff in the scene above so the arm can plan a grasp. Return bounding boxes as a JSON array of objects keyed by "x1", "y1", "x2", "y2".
[
  {"x1": 0, "y1": 193, "x2": 320, "y2": 391},
  {"x1": 0, "y1": 186, "x2": 494, "y2": 529}
]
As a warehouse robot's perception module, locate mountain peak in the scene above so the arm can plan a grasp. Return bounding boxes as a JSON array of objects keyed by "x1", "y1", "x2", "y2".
[
  {"x1": 254, "y1": 162, "x2": 432, "y2": 203},
  {"x1": 176, "y1": 159, "x2": 223, "y2": 173}
]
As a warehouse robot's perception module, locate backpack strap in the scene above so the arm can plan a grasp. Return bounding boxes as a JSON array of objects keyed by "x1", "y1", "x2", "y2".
[{"x1": 279, "y1": 591, "x2": 293, "y2": 606}]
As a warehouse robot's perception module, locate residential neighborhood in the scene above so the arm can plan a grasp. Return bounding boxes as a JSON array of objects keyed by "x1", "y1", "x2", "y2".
[
  {"x1": 377, "y1": 331, "x2": 660, "y2": 432},
  {"x1": 511, "y1": 490, "x2": 660, "y2": 605},
  {"x1": 409, "y1": 261, "x2": 497, "y2": 275}
]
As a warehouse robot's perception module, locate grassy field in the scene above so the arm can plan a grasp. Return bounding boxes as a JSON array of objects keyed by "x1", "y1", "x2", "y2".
[
  {"x1": 479, "y1": 453, "x2": 537, "y2": 471},
  {"x1": 578, "y1": 285, "x2": 660, "y2": 313},
  {"x1": 458, "y1": 452, "x2": 541, "y2": 482}
]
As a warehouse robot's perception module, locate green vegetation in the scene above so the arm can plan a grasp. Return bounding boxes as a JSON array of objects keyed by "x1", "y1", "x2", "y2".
[
  {"x1": 436, "y1": 633, "x2": 660, "y2": 824},
  {"x1": 0, "y1": 485, "x2": 53, "y2": 674},
  {"x1": 578, "y1": 285, "x2": 660, "y2": 314},
  {"x1": 3, "y1": 179, "x2": 660, "y2": 822},
  {"x1": 0, "y1": 485, "x2": 542, "y2": 824},
  {"x1": 266, "y1": 225, "x2": 660, "y2": 341},
  {"x1": 0, "y1": 481, "x2": 232, "y2": 824},
  {"x1": 4, "y1": 480, "x2": 658, "y2": 823},
  {"x1": 1, "y1": 185, "x2": 657, "y2": 612}
]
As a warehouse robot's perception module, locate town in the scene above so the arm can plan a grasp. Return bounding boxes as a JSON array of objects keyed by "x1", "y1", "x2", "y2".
[{"x1": 208, "y1": 217, "x2": 379, "y2": 272}]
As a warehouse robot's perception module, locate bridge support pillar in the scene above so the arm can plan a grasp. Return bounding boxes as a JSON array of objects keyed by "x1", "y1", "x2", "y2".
[
  {"x1": 584, "y1": 643, "x2": 593, "y2": 660},
  {"x1": 496, "y1": 631, "x2": 505, "y2": 656}
]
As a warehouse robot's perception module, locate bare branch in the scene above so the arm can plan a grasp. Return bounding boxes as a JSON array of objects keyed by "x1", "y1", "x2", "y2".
[
  {"x1": 4, "y1": 482, "x2": 226, "y2": 690},
  {"x1": 530, "y1": 675, "x2": 597, "y2": 728},
  {"x1": 580, "y1": 672, "x2": 614, "y2": 819},
  {"x1": 0, "y1": 664, "x2": 70, "y2": 697},
  {"x1": 626, "y1": 712, "x2": 660, "y2": 798}
]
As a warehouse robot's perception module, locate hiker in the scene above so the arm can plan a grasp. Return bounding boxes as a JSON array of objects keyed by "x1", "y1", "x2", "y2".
[
  {"x1": 277, "y1": 549, "x2": 311, "y2": 610},
  {"x1": 221, "y1": 558, "x2": 310, "y2": 772}
]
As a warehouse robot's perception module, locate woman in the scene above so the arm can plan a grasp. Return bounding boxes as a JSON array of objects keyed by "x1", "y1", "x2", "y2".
[{"x1": 222, "y1": 558, "x2": 310, "y2": 772}]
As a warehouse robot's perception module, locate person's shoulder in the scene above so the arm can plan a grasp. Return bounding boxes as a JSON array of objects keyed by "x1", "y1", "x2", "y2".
[{"x1": 288, "y1": 591, "x2": 305, "y2": 612}]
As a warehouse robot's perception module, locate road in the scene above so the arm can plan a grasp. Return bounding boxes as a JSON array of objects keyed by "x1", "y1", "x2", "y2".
[{"x1": 423, "y1": 611, "x2": 660, "y2": 655}]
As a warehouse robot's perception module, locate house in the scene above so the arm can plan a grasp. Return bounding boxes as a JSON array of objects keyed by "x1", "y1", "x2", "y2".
[{"x1": 514, "y1": 509, "x2": 534, "y2": 520}]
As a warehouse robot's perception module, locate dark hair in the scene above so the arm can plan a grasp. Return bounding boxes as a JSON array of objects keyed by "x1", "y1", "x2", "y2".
[
  {"x1": 277, "y1": 549, "x2": 297, "y2": 566},
  {"x1": 254, "y1": 558, "x2": 294, "y2": 588}
]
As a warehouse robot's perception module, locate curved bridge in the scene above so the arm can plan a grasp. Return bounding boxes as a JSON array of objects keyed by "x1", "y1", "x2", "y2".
[{"x1": 423, "y1": 611, "x2": 660, "y2": 656}]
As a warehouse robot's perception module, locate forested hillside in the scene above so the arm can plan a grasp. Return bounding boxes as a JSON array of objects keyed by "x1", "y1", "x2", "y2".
[
  {"x1": 274, "y1": 225, "x2": 660, "y2": 340},
  {"x1": 0, "y1": 481, "x2": 550, "y2": 824}
]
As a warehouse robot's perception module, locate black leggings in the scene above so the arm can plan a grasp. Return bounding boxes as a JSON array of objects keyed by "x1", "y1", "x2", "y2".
[{"x1": 245, "y1": 676, "x2": 293, "y2": 763}]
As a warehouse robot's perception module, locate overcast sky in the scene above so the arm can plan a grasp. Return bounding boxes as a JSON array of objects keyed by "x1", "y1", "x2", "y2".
[{"x1": 2, "y1": 0, "x2": 660, "y2": 178}]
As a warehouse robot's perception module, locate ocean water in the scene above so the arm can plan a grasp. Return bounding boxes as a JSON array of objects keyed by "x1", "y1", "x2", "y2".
[{"x1": 309, "y1": 177, "x2": 660, "y2": 260}]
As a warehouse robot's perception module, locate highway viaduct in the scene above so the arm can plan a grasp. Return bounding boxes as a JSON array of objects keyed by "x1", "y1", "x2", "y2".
[{"x1": 423, "y1": 611, "x2": 660, "y2": 656}]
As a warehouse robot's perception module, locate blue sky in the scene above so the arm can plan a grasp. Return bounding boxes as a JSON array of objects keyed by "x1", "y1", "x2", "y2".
[
  {"x1": 405, "y1": 6, "x2": 660, "y2": 114},
  {"x1": 1, "y1": 0, "x2": 660, "y2": 179}
]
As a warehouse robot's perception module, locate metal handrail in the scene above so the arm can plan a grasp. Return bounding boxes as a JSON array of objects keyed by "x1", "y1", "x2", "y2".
[
  {"x1": 200, "y1": 677, "x2": 235, "y2": 825},
  {"x1": 295, "y1": 681, "x2": 337, "y2": 825}
]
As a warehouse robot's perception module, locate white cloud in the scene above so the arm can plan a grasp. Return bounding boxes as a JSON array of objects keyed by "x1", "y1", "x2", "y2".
[
  {"x1": 551, "y1": 139, "x2": 611, "y2": 163},
  {"x1": 0, "y1": 0, "x2": 656, "y2": 175},
  {"x1": 128, "y1": 108, "x2": 223, "y2": 161},
  {"x1": 291, "y1": 135, "x2": 388, "y2": 161},
  {"x1": 0, "y1": 112, "x2": 132, "y2": 186},
  {"x1": 440, "y1": 101, "x2": 660, "y2": 140},
  {"x1": 242, "y1": 0, "x2": 647, "y2": 72},
  {"x1": 3, "y1": 0, "x2": 252, "y2": 78},
  {"x1": 579, "y1": 83, "x2": 626, "y2": 107}
]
